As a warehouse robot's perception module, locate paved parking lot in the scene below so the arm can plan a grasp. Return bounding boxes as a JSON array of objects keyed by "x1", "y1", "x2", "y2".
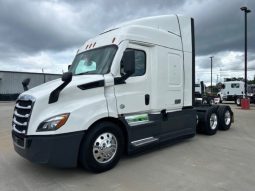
[{"x1": 1, "y1": 102, "x2": 255, "y2": 191}]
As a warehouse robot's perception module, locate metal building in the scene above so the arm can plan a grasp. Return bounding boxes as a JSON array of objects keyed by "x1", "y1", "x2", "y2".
[{"x1": 0, "y1": 71, "x2": 61, "y2": 101}]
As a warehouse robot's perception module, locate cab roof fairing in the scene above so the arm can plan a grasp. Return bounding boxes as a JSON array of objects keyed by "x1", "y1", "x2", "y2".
[{"x1": 77, "y1": 14, "x2": 192, "y2": 54}]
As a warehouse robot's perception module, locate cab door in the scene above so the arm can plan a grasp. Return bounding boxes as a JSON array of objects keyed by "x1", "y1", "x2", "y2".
[{"x1": 114, "y1": 44, "x2": 151, "y2": 114}]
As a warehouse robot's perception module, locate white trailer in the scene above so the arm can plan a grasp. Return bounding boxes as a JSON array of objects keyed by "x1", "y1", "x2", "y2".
[{"x1": 12, "y1": 15, "x2": 234, "y2": 172}]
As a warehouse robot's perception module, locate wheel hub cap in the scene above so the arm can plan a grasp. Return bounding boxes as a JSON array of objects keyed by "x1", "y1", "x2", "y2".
[
  {"x1": 210, "y1": 113, "x2": 218, "y2": 130},
  {"x1": 224, "y1": 110, "x2": 231, "y2": 125},
  {"x1": 93, "y1": 132, "x2": 117, "y2": 163}
]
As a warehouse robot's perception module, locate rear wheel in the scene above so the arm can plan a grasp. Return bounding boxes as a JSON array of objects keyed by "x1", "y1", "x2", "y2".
[
  {"x1": 202, "y1": 97, "x2": 208, "y2": 104},
  {"x1": 202, "y1": 97, "x2": 212, "y2": 105},
  {"x1": 79, "y1": 122, "x2": 124, "y2": 173},
  {"x1": 197, "y1": 107, "x2": 218, "y2": 135},
  {"x1": 218, "y1": 106, "x2": 232, "y2": 130}
]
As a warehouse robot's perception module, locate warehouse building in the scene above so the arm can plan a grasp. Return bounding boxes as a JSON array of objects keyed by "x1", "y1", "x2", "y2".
[{"x1": 0, "y1": 71, "x2": 61, "y2": 101}]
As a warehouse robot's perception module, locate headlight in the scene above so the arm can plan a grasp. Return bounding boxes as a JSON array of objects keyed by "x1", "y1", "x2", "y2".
[{"x1": 37, "y1": 113, "x2": 69, "y2": 132}]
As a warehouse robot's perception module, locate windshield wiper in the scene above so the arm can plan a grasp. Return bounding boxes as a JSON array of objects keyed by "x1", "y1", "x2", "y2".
[{"x1": 76, "y1": 71, "x2": 98, "y2": 75}]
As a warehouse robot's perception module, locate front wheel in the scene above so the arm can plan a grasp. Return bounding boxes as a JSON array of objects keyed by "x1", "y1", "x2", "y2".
[
  {"x1": 236, "y1": 97, "x2": 241, "y2": 106},
  {"x1": 79, "y1": 122, "x2": 124, "y2": 173}
]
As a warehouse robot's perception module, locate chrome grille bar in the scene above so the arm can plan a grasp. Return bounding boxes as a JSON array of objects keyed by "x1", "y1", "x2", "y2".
[
  {"x1": 14, "y1": 110, "x2": 30, "y2": 118},
  {"x1": 15, "y1": 103, "x2": 32, "y2": 109},
  {"x1": 12, "y1": 95, "x2": 35, "y2": 134},
  {"x1": 13, "y1": 117, "x2": 28, "y2": 126}
]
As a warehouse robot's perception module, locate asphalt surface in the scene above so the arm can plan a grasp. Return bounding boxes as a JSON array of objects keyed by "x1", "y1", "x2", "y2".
[{"x1": 0, "y1": 102, "x2": 255, "y2": 191}]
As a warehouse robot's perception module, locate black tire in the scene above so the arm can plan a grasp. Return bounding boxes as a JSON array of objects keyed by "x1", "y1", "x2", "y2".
[
  {"x1": 236, "y1": 97, "x2": 241, "y2": 106},
  {"x1": 217, "y1": 106, "x2": 232, "y2": 130},
  {"x1": 197, "y1": 107, "x2": 218, "y2": 135},
  {"x1": 79, "y1": 121, "x2": 124, "y2": 173}
]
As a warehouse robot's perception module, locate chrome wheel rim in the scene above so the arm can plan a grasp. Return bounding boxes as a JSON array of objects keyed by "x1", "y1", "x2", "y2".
[
  {"x1": 224, "y1": 110, "x2": 231, "y2": 126},
  {"x1": 237, "y1": 98, "x2": 240, "y2": 105},
  {"x1": 93, "y1": 132, "x2": 118, "y2": 164},
  {"x1": 210, "y1": 113, "x2": 218, "y2": 130}
]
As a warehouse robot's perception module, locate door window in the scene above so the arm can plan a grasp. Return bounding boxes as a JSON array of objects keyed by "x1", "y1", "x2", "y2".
[{"x1": 121, "y1": 49, "x2": 146, "y2": 77}]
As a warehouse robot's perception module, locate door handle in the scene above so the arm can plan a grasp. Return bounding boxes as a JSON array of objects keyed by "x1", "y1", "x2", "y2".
[{"x1": 145, "y1": 94, "x2": 150, "y2": 105}]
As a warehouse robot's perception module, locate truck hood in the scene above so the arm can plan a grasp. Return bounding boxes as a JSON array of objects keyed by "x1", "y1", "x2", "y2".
[
  {"x1": 22, "y1": 75, "x2": 104, "y2": 100},
  {"x1": 18, "y1": 74, "x2": 108, "y2": 135}
]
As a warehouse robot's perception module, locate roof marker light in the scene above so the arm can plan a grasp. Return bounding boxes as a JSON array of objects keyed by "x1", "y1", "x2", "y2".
[
  {"x1": 93, "y1": 42, "x2": 96, "y2": 47},
  {"x1": 112, "y1": 37, "x2": 116, "y2": 43},
  {"x1": 89, "y1": 43, "x2": 92, "y2": 48}
]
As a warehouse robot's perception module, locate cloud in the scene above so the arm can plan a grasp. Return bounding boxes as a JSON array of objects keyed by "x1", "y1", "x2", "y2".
[
  {"x1": 0, "y1": 0, "x2": 254, "y2": 84},
  {"x1": 0, "y1": 0, "x2": 86, "y2": 53},
  {"x1": 0, "y1": 48, "x2": 76, "y2": 73},
  {"x1": 196, "y1": 51, "x2": 255, "y2": 85},
  {"x1": 183, "y1": 0, "x2": 255, "y2": 55}
]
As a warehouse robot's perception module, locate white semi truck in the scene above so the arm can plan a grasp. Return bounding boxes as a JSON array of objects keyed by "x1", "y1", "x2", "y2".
[{"x1": 12, "y1": 15, "x2": 234, "y2": 173}]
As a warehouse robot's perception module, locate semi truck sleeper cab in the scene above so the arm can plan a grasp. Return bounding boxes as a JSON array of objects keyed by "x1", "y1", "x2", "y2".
[{"x1": 12, "y1": 15, "x2": 234, "y2": 173}]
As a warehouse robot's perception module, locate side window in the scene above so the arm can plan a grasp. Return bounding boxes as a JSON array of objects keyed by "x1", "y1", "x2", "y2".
[
  {"x1": 231, "y1": 83, "x2": 240, "y2": 88},
  {"x1": 121, "y1": 49, "x2": 146, "y2": 77}
]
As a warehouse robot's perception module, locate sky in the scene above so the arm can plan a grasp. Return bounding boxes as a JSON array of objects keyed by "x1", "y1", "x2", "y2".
[{"x1": 0, "y1": 0, "x2": 254, "y2": 85}]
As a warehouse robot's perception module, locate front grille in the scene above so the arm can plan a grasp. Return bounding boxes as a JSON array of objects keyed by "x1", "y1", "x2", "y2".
[{"x1": 12, "y1": 95, "x2": 35, "y2": 134}]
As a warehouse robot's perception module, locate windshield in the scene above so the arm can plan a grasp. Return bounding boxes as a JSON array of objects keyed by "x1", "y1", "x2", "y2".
[{"x1": 69, "y1": 45, "x2": 117, "y2": 75}]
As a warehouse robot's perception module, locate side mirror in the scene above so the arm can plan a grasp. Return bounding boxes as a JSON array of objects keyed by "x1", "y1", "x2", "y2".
[
  {"x1": 22, "y1": 78, "x2": 30, "y2": 91},
  {"x1": 222, "y1": 84, "x2": 225, "y2": 89},
  {"x1": 122, "y1": 50, "x2": 135, "y2": 78},
  {"x1": 62, "y1": 72, "x2": 72, "y2": 83},
  {"x1": 68, "y1": 65, "x2": 71, "y2": 70}
]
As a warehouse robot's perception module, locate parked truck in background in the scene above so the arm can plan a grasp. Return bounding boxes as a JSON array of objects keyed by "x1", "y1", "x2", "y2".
[
  {"x1": 247, "y1": 85, "x2": 255, "y2": 104},
  {"x1": 217, "y1": 81, "x2": 255, "y2": 105},
  {"x1": 217, "y1": 81, "x2": 244, "y2": 105},
  {"x1": 12, "y1": 15, "x2": 234, "y2": 173}
]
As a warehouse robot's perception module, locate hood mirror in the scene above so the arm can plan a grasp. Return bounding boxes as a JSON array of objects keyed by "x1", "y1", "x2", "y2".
[
  {"x1": 62, "y1": 72, "x2": 73, "y2": 83},
  {"x1": 22, "y1": 78, "x2": 30, "y2": 91}
]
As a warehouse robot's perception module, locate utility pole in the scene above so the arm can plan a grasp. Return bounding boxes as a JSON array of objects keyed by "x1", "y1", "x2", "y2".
[
  {"x1": 42, "y1": 68, "x2": 46, "y2": 83},
  {"x1": 210, "y1": 56, "x2": 213, "y2": 94},
  {"x1": 240, "y1": 6, "x2": 251, "y2": 97}
]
